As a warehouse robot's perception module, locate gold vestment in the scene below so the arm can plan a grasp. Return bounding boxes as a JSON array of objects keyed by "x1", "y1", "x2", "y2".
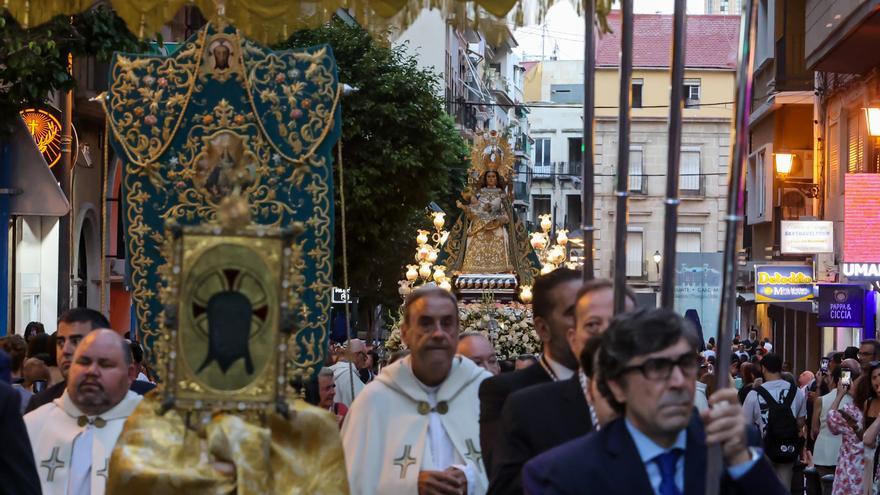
[{"x1": 107, "y1": 393, "x2": 348, "y2": 495}]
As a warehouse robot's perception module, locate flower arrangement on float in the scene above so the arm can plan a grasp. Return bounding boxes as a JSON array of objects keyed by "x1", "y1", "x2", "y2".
[{"x1": 384, "y1": 297, "x2": 538, "y2": 360}]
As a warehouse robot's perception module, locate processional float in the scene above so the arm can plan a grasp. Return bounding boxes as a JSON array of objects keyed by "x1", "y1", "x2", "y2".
[{"x1": 6, "y1": 0, "x2": 758, "y2": 491}]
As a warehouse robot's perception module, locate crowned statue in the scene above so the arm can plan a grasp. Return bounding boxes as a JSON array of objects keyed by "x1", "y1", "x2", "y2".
[{"x1": 441, "y1": 131, "x2": 540, "y2": 301}]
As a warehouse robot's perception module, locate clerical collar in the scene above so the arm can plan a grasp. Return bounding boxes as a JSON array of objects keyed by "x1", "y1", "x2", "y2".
[{"x1": 539, "y1": 354, "x2": 575, "y2": 382}]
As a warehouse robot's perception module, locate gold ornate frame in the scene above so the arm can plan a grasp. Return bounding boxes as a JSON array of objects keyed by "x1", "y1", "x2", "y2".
[{"x1": 159, "y1": 220, "x2": 303, "y2": 416}]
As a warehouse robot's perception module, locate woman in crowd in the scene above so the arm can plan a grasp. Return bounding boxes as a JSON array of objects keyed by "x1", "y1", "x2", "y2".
[
  {"x1": 828, "y1": 361, "x2": 880, "y2": 494},
  {"x1": 813, "y1": 366, "x2": 850, "y2": 479},
  {"x1": 738, "y1": 361, "x2": 758, "y2": 404}
]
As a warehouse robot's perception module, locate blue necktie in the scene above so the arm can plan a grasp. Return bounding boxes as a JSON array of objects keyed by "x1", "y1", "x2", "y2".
[{"x1": 653, "y1": 449, "x2": 683, "y2": 495}]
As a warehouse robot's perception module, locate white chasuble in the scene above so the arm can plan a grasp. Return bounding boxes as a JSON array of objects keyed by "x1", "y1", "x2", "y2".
[
  {"x1": 24, "y1": 390, "x2": 142, "y2": 495},
  {"x1": 341, "y1": 356, "x2": 491, "y2": 495}
]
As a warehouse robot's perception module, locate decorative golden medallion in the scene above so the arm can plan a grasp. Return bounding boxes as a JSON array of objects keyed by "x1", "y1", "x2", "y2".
[{"x1": 20, "y1": 107, "x2": 71, "y2": 168}]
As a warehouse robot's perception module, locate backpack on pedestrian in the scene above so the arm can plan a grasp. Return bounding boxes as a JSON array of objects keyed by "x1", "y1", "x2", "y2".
[{"x1": 756, "y1": 382, "x2": 803, "y2": 463}]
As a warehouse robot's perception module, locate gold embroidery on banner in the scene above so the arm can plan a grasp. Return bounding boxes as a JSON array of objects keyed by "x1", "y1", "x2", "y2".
[{"x1": 116, "y1": 25, "x2": 338, "y2": 372}]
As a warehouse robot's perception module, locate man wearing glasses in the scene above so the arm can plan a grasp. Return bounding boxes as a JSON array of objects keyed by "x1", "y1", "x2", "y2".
[
  {"x1": 522, "y1": 308, "x2": 784, "y2": 495},
  {"x1": 858, "y1": 339, "x2": 879, "y2": 373}
]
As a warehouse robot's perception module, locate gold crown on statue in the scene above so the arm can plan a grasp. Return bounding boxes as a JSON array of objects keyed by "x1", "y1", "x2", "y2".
[{"x1": 470, "y1": 130, "x2": 515, "y2": 182}]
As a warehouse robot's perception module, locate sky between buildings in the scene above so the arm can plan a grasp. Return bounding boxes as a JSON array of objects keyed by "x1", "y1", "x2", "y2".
[{"x1": 513, "y1": 0, "x2": 716, "y2": 60}]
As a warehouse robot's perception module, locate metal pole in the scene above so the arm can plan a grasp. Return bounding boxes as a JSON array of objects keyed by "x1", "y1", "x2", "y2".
[
  {"x1": 58, "y1": 53, "x2": 74, "y2": 312},
  {"x1": 581, "y1": 0, "x2": 596, "y2": 281},
  {"x1": 660, "y1": 0, "x2": 688, "y2": 307},
  {"x1": 0, "y1": 142, "x2": 11, "y2": 335},
  {"x1": 706, "y1": 1, "x2": 757, "y2": 493},
  {"x1": 612, "y1": 0, "x2": 634, "y2": 314}
]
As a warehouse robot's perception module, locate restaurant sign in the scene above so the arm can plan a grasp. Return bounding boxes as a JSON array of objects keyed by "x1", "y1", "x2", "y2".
[
  {"x1": 817, "y1": 285, "x2": 865, "y2": 328},
  {"x1": 755, "y1": 264, "x2": 815, "y2": 302},
  {"x1": 780, "y1": 221, "x2": 834, "y2": 254}
]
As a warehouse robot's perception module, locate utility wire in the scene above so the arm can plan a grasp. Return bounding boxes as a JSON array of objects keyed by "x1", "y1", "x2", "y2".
[
  {"x1": 517, "y1": 172, "x2": 733, "y2": 177},
  {"x1": 444, "y1": 99, "x2": 736, "y2": 109}
]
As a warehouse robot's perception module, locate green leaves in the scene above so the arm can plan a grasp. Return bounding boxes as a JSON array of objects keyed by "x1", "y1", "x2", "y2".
[
  {"x1": 0, "y1": 7, "x2": 146, "y2": 135},
  {"x1": 277, "y1": 20, "x2": 468, "y2": 310}
]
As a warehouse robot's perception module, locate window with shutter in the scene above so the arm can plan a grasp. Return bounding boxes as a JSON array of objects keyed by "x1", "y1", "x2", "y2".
[
  {"x1": 629, "y1": 148, "x2": 644, "y2": 193},
  {"x1": 756, "y1": 149, "x2": 766, "y2": 217},
  {"x1": 848, "y1": 111, "x2": 864, "y2": 173},
  {"x1": 829, "y1": 121, "x2": 839, "y2": 195},
  {"x1": 680, "y1": 150, "x2": 701, "y2": 192},
  {"x1": 676, "y1": 231, "x2": 701, "y2": 253},
  {"x1": 626, "y1": 231, "x2": 643, "y2": 277}
]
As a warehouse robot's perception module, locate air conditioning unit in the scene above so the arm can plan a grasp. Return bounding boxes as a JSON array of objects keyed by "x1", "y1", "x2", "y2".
[{"x1": 109, "y1": 259, "x2": 126, "y2": 278}]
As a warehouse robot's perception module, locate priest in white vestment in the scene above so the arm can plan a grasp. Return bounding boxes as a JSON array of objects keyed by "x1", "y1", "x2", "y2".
[
  {"x1": 329, "y1": 338, "x2": 368, "y2": 407},
  {"x1": 25, "y1": 329, "x2": 142, "y2": 495},
  {"x1": 342, "y1": 287, "x2": 491, "y2": 495}
]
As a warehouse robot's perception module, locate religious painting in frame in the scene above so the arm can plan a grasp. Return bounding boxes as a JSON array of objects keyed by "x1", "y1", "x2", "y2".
[{"x1": 159, "y1": 221, "x2": 302, "y2": 413}]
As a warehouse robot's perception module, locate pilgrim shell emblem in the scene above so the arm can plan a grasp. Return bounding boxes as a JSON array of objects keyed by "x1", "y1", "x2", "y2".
[{"x1": 181, "y1": 243, "x2": 276, "y2": 391}]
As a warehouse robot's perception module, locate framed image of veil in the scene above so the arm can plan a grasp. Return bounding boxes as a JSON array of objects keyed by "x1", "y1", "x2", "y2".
[{"x1": 160, "y1": 222, "x2": 301, "y2": 413}]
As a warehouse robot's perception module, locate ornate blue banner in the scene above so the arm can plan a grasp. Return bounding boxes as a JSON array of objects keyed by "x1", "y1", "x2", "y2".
[{"x1": 104, "y1": 22, "x2": 341, "y2": 372}]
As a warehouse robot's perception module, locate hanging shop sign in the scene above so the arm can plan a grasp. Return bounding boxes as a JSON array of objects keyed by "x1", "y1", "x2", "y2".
[
  {"x1": 818, "y1": 284, "x2": 865, "y2": 328},
  {"x1": 780, "y1": 221, "x2": 834, "y2": 254},
  {"x1": 755, "y1": 264, "x2": 815, "y2": 302},
  {"x1": 843, "y1": 263, "x2": 880, "y2": 280},
  {"x1": 19, "y1": 107, "x2": 76, "y2": 169}
]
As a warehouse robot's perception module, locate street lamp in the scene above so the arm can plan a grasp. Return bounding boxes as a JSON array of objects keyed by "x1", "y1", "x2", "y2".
[
  {"x1": 774, "y1": 152, "x2": 794, "y2": 176},
  {"x1": 865, "y1": 107, "x2": 880, "y2": 137},
  {"x1": 652, "y1": 250, "x2": 662, "y2": 275}
]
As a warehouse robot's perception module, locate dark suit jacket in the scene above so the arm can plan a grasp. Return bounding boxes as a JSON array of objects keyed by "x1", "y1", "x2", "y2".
[
  {"x1": 24, "y1": 380, "x2": 65, "y2": 413},
  {"x1": 0, "y1": 381, "x2": 41, "y2": 495},
  {"x1": 25, "y1": 379, "x2": 157, "y2": 413},
  {"x1": 522, "y1": 413, "x2": 787, "y2": 495},
  {"x1": 479, "y1": 363, "x2": 552, "y2": 473},
  {"x1": 489, "y1": 375, "x2": 592, "y2": 494}
]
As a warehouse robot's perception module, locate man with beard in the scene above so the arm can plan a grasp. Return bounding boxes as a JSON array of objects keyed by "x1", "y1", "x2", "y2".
[
  {"x1": 26, "y1": 309, "x2": 112, "y2": 413},
  {"x1": 341, "y1": 287, "x2": 491, "y2": 494},
  {"x1": 24, "y1": 330, "x2": 142, "y2": 495},
  {"x1": 478, "y1": 268, "x2": 581, "y2": 473},
  {"x1": 487, "y1": 279, "x2": 635, "y2": 494},
  {"x1": 523, "y1": 308, "x2": 785, "y2": 495}
]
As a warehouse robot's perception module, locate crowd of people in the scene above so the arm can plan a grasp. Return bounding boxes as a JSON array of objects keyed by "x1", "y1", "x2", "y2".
[{"x1": 7, "y1": 267, "x2": 858, "y2": 494}]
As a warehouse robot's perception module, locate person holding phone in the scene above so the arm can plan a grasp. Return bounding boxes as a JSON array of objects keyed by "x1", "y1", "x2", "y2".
[
  {"x1": 827, "y1": 360, "x2": 880, "y2": 495},
  {"x1": 813, "y1": 362, "x2": 855, "y2": 481}
]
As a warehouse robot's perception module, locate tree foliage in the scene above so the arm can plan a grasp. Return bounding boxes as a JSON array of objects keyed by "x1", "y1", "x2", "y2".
[
  {"x1": 278, "y1": 20, "x2": 469, "y2": 312},
  {"x1": 0, "y1": 7, "x2": 147, "y2": 134}
]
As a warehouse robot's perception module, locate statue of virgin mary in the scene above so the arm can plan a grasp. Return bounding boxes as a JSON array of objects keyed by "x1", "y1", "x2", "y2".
[
  {"x1": 458, "y1": 170, "x2": 513, "y2": 273},
  {"x1": 440, "y1": 131, "x2": 540, "y2": 287}
]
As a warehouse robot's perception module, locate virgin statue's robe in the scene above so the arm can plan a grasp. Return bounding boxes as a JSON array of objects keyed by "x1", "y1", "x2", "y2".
[
  {"x1": 24, "y1": 390, "x2": 142, "y2": 495},
  {"x1": 460, "y1": 187, "x2": 513, "y2": 274},
  {"x1": 106, "y1": 394, "x2": 348, "y2": 495},
  {"x1": 341, "y1": 356, "x2": 491, "y2": 495}
]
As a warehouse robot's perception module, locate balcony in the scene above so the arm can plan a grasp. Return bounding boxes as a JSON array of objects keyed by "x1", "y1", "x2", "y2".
[
  {"x1": 532, "y1": 164, "x2": 553, "y2": 180},
  {"x1": 680, "y1": 174, "x2": 706, "y2": 197},
  {"x1": 806, "y1": 0, "x2": 880, "y2": 74},
  {"x1": 628, "y1": 174, "x2": 649, "y2": 195},
  {"x1": 561, "y1": 162, "x2": 582, "y2": 179}
]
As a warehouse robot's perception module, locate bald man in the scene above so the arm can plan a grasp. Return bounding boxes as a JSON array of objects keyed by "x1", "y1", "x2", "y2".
[
  {"x1": 25, "y1": 330, "x2": 142, "y2": 495},
  {"x1": 457, "y1": 332, "x2": 500, "y2": 376},
  {"x1": 329, "y1": 339, "x2": 368, "y2": 407}
]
